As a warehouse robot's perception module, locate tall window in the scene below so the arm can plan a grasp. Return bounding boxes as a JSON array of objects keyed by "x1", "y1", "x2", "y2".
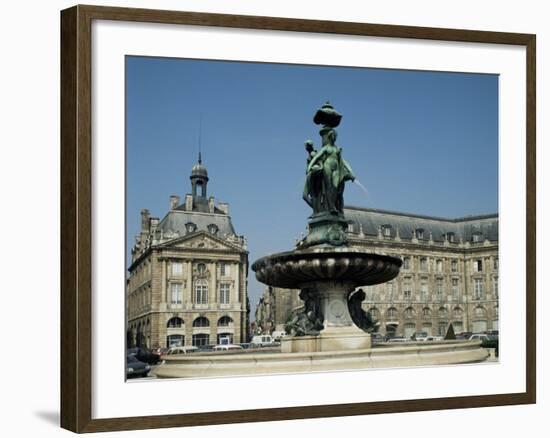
[
  {"x1": 493, "y1": 258, "x2": 499, "y2": 270},
  {"x1": 474, "y1": 278, "x2": 484, "y2": 300},
  {"x1": 493, "y1": 276, "x2": 499, "y2": 299},
  {"x1": 194, "y1": 279, "x2": 208, "y2": 304},
  {"x1": 420, "y1": 281, "x2": 429, "y2": 302},
  {"x1": 452, "y1": 278, "x2": 460, "y2": 300},
  {"x1": 415, "y1": 228, "x2": 424, "y2": 239},
  {"x1": 473, "y1": 259, "x2": 483, "y2": 272},
  {"x1": 387, "y1": 282, "x2": 394, "y2": 301},
  {"x1": 172, "y1": 262, "x2": 183, "y2": 276},
  {"x1": 382, "y1": 224, "x2": 392, "y2": 237},
  {"x1": 403, "y1": 281, "x2": 412, "y2": 301},
  {"x1": 192, "y1": 333, "x2": 209, "y2": 347},
  {"x1": 220, "y1": 262, "x2": 230, "y2": 277},
  {"x1": 219, "y1": 283, "x2": 231, "y2": 304},
  {"x1": 420, "y1": 258, "x2": 428, "y2": 271},
  {"x1": 170, "y1": 283, "x2": 183, "y2": 305},
  {"x1": 436, "y1": 260, "x2": 443, "y2": 273},
  {"x1": 403, "y1": 257, "x2": 410, "y2": 270},
  {"x1": 451, "y1": 260, "x2": 458, "y2": 272},
  {"x1": 167, "y1": 334, "x2": 184, "y2": 348},
  {"x1": 436, "y1": 278, "x2": 444, "y2": 301}
]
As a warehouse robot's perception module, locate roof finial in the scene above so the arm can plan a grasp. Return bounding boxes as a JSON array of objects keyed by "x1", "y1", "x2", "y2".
[{"x1": 198, "y1": 116, "x2": 203, "y2": 164}]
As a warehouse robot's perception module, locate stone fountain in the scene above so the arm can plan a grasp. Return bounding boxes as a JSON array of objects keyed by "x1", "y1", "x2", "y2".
[
  {"x1": 152, "y1": 103, "x2": 488, "y2": 379},
  {"x1": 252, "y1": 102, "x2": 402, "y2": 353}
]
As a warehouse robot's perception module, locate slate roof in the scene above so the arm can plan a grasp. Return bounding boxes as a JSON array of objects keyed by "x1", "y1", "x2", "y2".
[
  {"x1": 157, "y1": 209, "x2": 236, "y2": 238},
  {"x1": 344, "y1": 206, "x2": 498, "y2": 243}
]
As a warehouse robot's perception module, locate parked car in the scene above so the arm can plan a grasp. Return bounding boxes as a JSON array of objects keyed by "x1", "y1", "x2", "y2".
[
  {"x1": 370, "y1": 333, "x2": 384, "y2": 343},
  {"x1": 251, "y1": 335, "x2": 275, "y2": 347},
  {"x1": 411, "y1": 331, "x2": 429, "y2": 341},
  {"x1": 126, "y1": 355, "x2": 150, "y2": 379},
  {"x1": 213, "y1": 344, "x2": 244, "y2": 351},
  {"x1": 425, "y1": 335, "x2": 444, "y2": 341},
  {"x1": 271, "y1": 331, "x2": 287, "y2": 341},
  {"x1": 164, "y1": 346, "x2": 200, "y2": 356},
  {"x1": 127, "y1": 347, "x2": 160, "y2": 365},
  {"x1": 239, "y1": 343, "x2": 253, "y2": 349},
  {"x1": 387, "y1": 337, "x2": 409, "y2": 343},
  {"x1": 469, "y1": 333, "x2": 499, "y2": 355}
]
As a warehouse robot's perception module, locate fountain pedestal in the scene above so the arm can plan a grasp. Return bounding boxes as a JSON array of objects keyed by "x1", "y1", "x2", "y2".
[{"x1": 282, "y1": 280, "x2": 371, "y2": 353}]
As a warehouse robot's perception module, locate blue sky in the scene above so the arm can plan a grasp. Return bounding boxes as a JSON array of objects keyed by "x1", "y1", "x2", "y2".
[{"x1": 126, "y1": 56, "x2": 498, "y2": 317}]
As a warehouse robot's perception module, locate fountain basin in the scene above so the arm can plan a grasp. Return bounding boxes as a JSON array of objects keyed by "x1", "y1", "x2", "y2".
[
  {"x1": 252, "y1": 246, "x2": 402, "y2": 289},
  {"x1": 152, "y1": 340, "x2": 490, "y2": 379}
]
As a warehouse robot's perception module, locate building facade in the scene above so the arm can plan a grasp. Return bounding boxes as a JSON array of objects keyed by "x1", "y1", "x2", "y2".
[
  {"x1": 255, "y1": 287, "x2": 301, "y2": 335},
  {"x1": 255, "y1": 206, "x2": 498, "y2": 338},
  {"x1": 126, "y1": 155, "x2": 249, "y2": 349}
]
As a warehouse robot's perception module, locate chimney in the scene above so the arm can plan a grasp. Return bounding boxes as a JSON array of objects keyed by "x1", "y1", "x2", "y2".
[
  {"x1": 169, "y1": 195, "x2": 180, "y2": 210},
  {"x1": 218, "y1": 202, "x2": 229, "y2": 215},
  {"x1": 185, "y1": 194, "x2": 193, "y2": 211},
  {"x1": 140, "y1": 209, "x2": 150, "y2": 233}
]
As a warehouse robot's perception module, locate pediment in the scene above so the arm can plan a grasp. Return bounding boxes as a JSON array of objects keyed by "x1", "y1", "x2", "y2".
[{"x1": 159, "y1": 231, "x2": 242, "y2": 252}]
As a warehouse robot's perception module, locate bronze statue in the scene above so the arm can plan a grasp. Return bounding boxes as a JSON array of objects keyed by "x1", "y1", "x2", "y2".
[
  {"x1": 285, "y1": 288, "x2": 324, "y2": 336},
  {"x1": 347, "y1": 289, "x2": 379, "y2": 333},
  {"x1": 299, "y1": 102, "x2": 355, "y2": 247}
]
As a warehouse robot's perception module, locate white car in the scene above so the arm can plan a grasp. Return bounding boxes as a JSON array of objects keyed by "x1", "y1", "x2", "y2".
[
  {"x1": 213, "y1": 344, "x2": 244, "y2": 351},
  {"x1": 164, "y1": 346, "x2": 200, "y2": 355}
]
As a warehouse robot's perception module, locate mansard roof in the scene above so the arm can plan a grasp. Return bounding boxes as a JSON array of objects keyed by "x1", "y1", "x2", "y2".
[
  {"x1": 157, "y1": 209, "x2": 236, "y2": 238},
  {"x1": 344, "y1": 206, "x2": 498, "y2": 243}
]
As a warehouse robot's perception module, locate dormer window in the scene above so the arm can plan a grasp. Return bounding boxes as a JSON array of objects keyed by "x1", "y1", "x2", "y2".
[
  {"x1": 185, "y1": 222, "x2": 197, "y2": 233},
  {"x1": 446, "y1": 232, "x2": 455, "y2": 243},
  {"x1": 207, "y1": 224, "x2": 219, "y2": 235},
  {"x1": 472, "y1": 231, "x2": 483, "y2": 243},
  {"x1": 415, "y1": 228, "x2": 425, "y2": 239},
  {"x1": 382, "y1": 224, "x2": 392, "y2": 237}
]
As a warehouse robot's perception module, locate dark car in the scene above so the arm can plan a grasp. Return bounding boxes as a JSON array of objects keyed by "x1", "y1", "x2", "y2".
[
  {"x1": 126, "y1": 354, "x2": 151, "y2": 379},
  {"x1": 371, "y1": 333, "x2": 384, "y2": 344},
  {"x1": 127, "y1": 347, "x2": 160, "y2": 365}
]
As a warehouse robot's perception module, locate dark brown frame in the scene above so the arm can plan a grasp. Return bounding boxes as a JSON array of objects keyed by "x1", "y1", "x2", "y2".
[{"x1": 61, "y1": 4, "x2": 536, "y2": 433}]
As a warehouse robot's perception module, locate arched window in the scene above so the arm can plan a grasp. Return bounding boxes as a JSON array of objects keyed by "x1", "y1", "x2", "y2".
[
  {"x1": 194, "y1": 279, "x2": 208, "y2": 304},
  {"x1": 422, "y1": 307, "x2": 432, "y2": 317},
  {"x1": 386, "y1": 307, "x2": 398, "y2": 319},
  {"x1": 404, "y1": 307, "x2": 415, "y2": 319},
  {"x1": 167, "y1": 317, "x2": 184, "y2": 328},
  {"x1": 453, "y1": 306, "x2": 463, "y2": 318},
  {"x1": 439, "y1": 306, "x2": 448, "y2": 317},
  {"x1": 193, "y1": 316, "x2": 210, "y2": 328},
  {"x1": 218, "y1": 316, "x2": 233, "y2": 327}
]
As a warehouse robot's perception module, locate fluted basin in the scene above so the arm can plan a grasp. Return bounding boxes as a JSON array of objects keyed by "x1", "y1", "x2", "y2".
[{"x1": 252, "y1": 246, "x2": 402, "y2": 289}]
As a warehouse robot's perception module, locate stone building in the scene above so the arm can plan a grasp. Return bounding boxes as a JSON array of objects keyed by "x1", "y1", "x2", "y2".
[
  {"x1": 255, "y1": 206, "x2": 498, "y2": 338},
  {"x1": 126, "y1": 155, "x2": 249, "y2": 349},
  {"x1": 255, "y1": 287, "x2": 301, "y2": 335}
]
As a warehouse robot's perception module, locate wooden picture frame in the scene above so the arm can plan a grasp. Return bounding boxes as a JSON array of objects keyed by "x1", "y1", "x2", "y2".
[{"x1": 60, "y1": 4, "x2": 536, "y2": 433}]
